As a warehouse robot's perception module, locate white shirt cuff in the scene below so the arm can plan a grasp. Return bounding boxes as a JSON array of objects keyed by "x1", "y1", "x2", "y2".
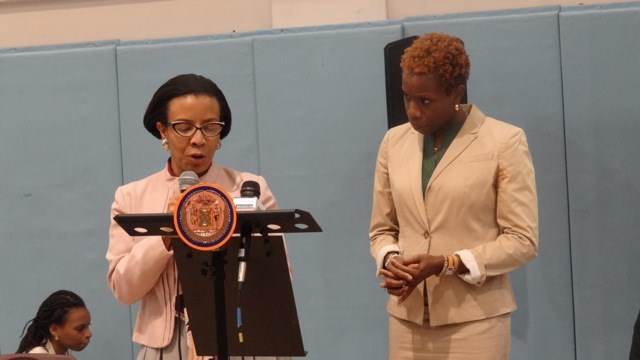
[
  {"x1": 375, "y1": 244, "x2": 400, "y2": 272},
  {"x1": 455, "y1": 249, "x2": 482, "y2": 285}
]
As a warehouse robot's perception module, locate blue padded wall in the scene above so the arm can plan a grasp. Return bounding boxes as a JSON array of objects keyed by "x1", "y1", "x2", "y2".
[
  {"x1": 253, "y1": 24, "x2": 402, "y2": 359},
  {"x1": 0, "y1": 43, "x2": 131, "y2": 359},
  {"x1": 560, "y1": 3, "x2": 640, "y2": 359},
  {"x1": 404, "y1": 8, "x2": 574, "y2": 360}
]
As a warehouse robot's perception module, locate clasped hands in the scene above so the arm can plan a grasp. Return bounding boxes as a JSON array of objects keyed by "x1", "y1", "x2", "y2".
[{"x1": 378, "y1": 253, "x2": 443, "y2": 303}]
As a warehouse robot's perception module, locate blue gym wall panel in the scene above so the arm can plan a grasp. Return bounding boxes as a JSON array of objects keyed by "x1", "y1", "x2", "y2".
[
  {"x1": 0, "y1": 43, "x2": 131, "y2": 359},
  {"x1": 560, "y1": 3, "x2": 640, "y2": 359},
  {"x1": 253, "y1": 24, "x2": 403, "y2": 359}
]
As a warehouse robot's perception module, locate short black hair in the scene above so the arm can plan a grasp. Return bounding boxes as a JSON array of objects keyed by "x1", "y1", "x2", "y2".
[{"x1": 143, "y1": 73, "x2": 232, "y2": 140}]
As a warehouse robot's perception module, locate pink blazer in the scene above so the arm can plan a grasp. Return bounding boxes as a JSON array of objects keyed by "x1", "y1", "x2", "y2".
[
  {"x1": 370, "y1": 105, "x2": 538, "y2": 326},
  {"x1": 107, "y1": 162, "x2": 277, "y2": 348}
]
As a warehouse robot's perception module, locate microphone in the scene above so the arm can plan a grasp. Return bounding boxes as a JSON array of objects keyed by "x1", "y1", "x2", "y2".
[
  {"x1": 178, "y1": 171, "x2": 199, "y2": 193},
  {"x1": 233, "y1": 180, "x2": 265, "y2": 211},
  {"x1": 234, "y1": 180, "x2": 263, "y2": 291}
]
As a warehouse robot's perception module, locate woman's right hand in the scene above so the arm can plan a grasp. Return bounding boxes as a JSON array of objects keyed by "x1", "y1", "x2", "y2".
[
  {"x1": 381, "y1": 253, "x2": 444, "y2": 303},
  {"x1": 162, "y1": 194, "x2": 182, "y2": 250},
  {"x1": 378, "y1": 254, "x2": 417, "y2": 299},
  {"x1": 167, "y1": 194, "x2": 180, "y2": 213}
]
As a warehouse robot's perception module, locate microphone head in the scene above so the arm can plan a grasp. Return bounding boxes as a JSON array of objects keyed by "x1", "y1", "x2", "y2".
[
  {"x1": 179, "y1": 171, "x2": 199, "y2": 192},
  {"x1": 240, "y1": 180, "x2": 261, "y2": 198}
]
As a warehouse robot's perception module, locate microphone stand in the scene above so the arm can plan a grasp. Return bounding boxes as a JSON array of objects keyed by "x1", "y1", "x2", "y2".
[
  {"x1": 210, "y1": 249, "x2": 228, "y2": 359},
  {"x1": 237, "y1": 220, "x2": 252, "y2": 292},
  {"x1": 114, "y1": 208, "x2": 321, "y2": 357},
  {"x1": 235, "y1": 219, "x2": 254, "y2": 360}
]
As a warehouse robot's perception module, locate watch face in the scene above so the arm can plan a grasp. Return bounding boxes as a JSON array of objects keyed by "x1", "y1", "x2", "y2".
[{"x1": 174, "y1": 183, "x2": 236, "y2": 251}]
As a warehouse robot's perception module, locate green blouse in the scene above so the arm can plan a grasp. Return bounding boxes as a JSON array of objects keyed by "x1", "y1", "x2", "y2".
[{"x1": 422, "y1": 120, "x2": 465, "y2": 194}]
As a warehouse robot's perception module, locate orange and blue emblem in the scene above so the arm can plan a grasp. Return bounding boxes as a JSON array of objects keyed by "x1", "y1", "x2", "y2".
[{"x1": 173, "y1": 184, "x2": 237, "y2": 251}]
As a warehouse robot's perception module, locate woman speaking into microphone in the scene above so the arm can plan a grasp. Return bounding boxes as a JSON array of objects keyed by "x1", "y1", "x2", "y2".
[{"x1": 106, "y1": 74, "x2": 282, "y2": 360}]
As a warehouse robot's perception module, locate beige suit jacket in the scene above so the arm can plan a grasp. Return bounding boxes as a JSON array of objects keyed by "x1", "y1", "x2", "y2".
[{"x1": 370, "y1": 104, "x2": 538, "y2": 326}]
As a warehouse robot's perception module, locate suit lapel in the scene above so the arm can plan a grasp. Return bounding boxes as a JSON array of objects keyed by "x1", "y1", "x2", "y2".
[
  {"x1": 428, "y1": 105, "x2": 484, "y2": 187},
  {"x1": 407, "y1": 129, "x2": 429, "y2": 227}
]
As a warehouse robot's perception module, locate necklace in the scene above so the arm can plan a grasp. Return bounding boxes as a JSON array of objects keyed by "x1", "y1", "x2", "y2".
[{"x1": 433, "y1": 145, "x2": 441, "y2": 161}]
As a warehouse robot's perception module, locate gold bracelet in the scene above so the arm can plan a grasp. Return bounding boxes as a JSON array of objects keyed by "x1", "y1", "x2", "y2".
[
  {"x1": 441, "y1": 255, "x2": 457, "y2": 276},
  {"x1": 451, "y1": 254, "x2": 459, "y2": 273}
]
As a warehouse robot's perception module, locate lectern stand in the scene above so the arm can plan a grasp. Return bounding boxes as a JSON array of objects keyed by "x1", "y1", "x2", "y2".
[{"x1": 114, "y1": 209, "x2": 321, "y2": 358}]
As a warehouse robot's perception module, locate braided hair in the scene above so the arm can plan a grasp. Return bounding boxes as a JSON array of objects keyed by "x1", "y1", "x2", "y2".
[{"x1": 17, "y1": 290, "x2": 86, "y2": 353}]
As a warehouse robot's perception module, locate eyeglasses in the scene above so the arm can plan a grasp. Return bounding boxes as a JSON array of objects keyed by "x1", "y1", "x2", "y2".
[{"x1": 169, "y1": 121, "x2": 225, "y2": 138}]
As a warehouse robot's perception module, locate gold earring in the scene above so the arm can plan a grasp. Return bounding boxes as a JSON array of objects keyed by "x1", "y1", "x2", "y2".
[{"x1": 161, "y1": 138, "x2": 170, "y2": 151}]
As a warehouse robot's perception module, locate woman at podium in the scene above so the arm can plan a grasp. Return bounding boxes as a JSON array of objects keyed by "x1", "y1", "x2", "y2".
[{"x1": 107, "y1": 74, "x2": 284, "y2": 360}]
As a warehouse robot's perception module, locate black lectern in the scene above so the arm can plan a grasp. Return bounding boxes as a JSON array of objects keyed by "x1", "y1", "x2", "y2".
[{"x1": 114, "y1": 209, "x2": 321, "y2": 358}]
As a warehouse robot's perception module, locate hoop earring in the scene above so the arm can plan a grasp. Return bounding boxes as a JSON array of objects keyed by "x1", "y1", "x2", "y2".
[
  {"x1": 216, "y1": 141, "x2": 222, "y2": 150},
  {"x1": 161, "y1": 138, "x2": 170, "y2": 151},
  {"x1": 455, "y1": 104, "x2": 460, "y2": 111}
]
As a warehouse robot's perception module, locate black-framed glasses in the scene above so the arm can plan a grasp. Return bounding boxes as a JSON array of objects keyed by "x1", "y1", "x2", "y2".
[{"x1": 169, "y1": 121, "x2": 225, "y2": 138}]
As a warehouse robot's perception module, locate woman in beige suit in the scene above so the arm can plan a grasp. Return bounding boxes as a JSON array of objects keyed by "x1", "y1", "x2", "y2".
[{"x1": 370, "y1": 33, "x2": 538, "y2": 359}]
